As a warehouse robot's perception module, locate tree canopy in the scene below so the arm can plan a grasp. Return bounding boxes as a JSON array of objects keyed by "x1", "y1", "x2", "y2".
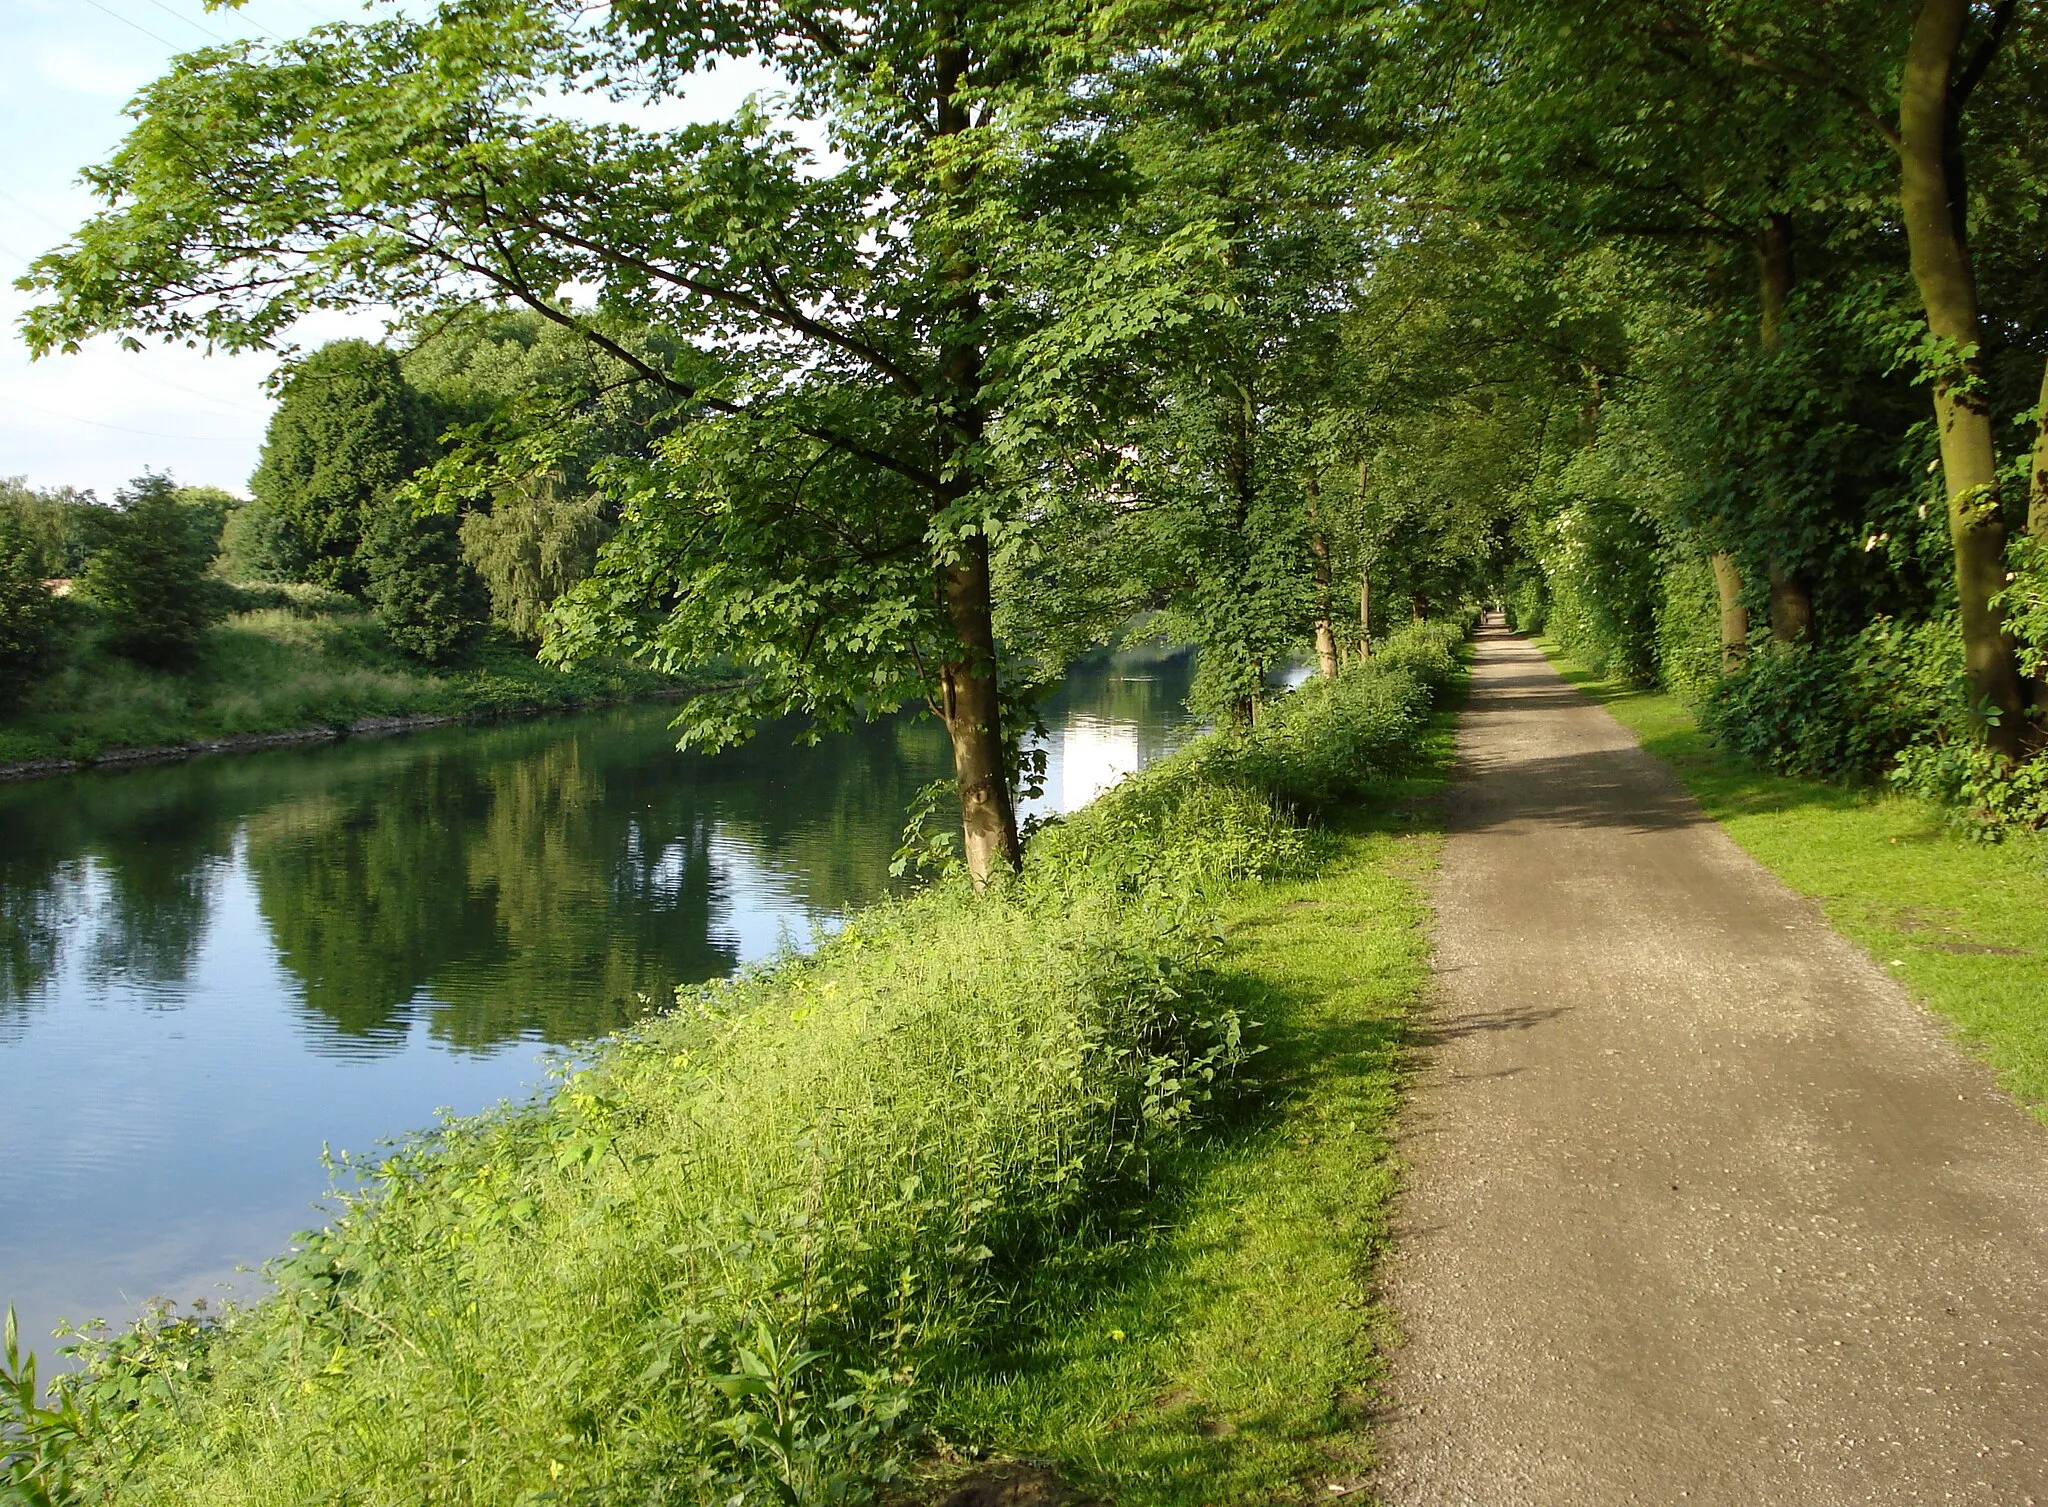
[{"x1": 23, "y1": 0, "x2": 2048, "y2": 851}]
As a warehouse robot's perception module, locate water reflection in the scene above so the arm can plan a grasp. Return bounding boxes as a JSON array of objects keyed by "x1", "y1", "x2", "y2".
[{"x1": 0, "y1": 646, "x2": 1196, "y2": 1352}]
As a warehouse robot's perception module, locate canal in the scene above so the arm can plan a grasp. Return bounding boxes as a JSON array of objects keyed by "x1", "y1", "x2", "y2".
[{"x1": 0, "y1": 647, "x2": 1199, "y2": 1357}]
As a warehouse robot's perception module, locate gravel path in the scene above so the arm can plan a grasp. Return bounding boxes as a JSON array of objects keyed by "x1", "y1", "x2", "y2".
[{"x1": 1374, "y1": 625, "x2": 2048, "y2": 1506}]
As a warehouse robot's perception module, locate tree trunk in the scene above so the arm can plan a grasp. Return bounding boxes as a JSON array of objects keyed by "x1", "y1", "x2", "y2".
[
  {"x1": 930, "y1": 13, "x2": 1020, "y2": 883},
  {"x1": 1356, "y1": 458, "x2": 1372, "y2": 659},
  {"x1": 1710, "y1": 550, "x2": 1749, "y2": 672},
  {"x1": 1899, "y1": 0, "x2": 2028, "y2": 758},
  {"x1": 939, "y1": 532, "x2": 1020, "y2": 885},
  {"x1": 2030, "y1": 353, "x2": 2048, "y2": 543},
  {"x1": 1357, "y1": 565, "x2": 1371, "y2": 660},
  {"x1": 1756, "y1": 214, "x2": 1814, "y2": 642},
  {"x1": 1307, "y1": 476, "x2": 1338, "y2": 678},
  {"x1": 1411, "y1": 591, "x2": 1429, "y2": 622}
]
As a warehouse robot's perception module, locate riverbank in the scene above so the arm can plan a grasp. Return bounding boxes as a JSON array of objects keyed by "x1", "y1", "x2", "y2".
[
  {"x1": 2, "y1": 622, "x2": 1465, "y2": 1506},
  {"x1": 0, "y1": 585, "x2": 694, "y2": 777},
  {"x1": 1538, "y1": 637, "x2": 2048, "y2": 1120}
]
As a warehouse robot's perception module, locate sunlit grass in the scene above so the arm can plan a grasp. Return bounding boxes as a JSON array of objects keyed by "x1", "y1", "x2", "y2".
[
  {"x1": 1539, "y1": 637, "x2": 2048, "y2": 1119},
  {"x1": 0, "y1": 593, "x2": 679, "y2": 765}
]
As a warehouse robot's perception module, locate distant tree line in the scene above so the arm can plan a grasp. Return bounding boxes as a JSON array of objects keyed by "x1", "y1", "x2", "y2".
[{"x1": 0, "y1": 311, "x2": 656, "y2": 712}]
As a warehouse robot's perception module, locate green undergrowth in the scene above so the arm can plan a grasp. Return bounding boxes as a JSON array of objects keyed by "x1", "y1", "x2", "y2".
[
  {"x1": 0, "y1": 586, "x2": 683, "y2": 766},
  {"x1": 1538, "y1": 637, "x2": 2048, "y2": 1121},
  {"x1": 923, "y1": 735, "x2": 1452, "y2": 1504},
  {"x1": 2, "y1": 622, "x2": 1465, "y2": 1507}
]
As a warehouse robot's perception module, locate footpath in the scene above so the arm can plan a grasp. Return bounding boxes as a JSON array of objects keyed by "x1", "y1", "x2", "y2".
[{"x1": 1376, "y1": 626, "x2": 2048, "y2": 1505}]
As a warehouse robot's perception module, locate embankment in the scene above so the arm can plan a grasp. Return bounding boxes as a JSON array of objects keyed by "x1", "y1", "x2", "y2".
[
  {"x1": 2, "y1": 621, "x2": 1466, "y2": 1507},
  {"x1": 0, "y1": 587, "x2": 696, "y2": 778}
]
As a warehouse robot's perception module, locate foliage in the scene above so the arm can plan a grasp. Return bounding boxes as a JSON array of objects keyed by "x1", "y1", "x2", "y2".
[
  {"x1": 1700, "y1": 617, "x2": 1966, "y2": 783},
  {"x1": 0, "y1": 519, "x2": 64, "y2": 713},
  {"x1": 456, "y1": 475, "x2": 609, "y2": 643},
  {"x1": 1655, "y1": 558, "x2": 1727, "y2": 712},
  {"x1": 0, "y1": 478, "x2": 103, "y2": 580},
  {"x1": 250, "y1": 341, "x2": 436, "y2": 597},
  {"x1": 75, "y1": 475, "x2": 225, "y2": 670},
  {"x1": 360, "y1": 502, "x2": 488, "y2": 663},
  {"x1": 213, "y1": 499, "x2": 295, "y2": 584},
  {"x1": 4, "y1": 624, "x2": 1461, "y2": 1506}
]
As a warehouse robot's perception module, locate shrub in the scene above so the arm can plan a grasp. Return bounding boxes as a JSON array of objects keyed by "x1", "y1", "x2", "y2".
[
  {"x1": 0, "y1": 516, "x2": 64, "y2": 710},
  {"x1": 1655, "y1": 557, "x2": 1724, "y2": 710},
  {"x1": 214, "y1": 499, "x2": 297, "y2": 584},
  {"x1": 76, "y1": 475, "x2": 225, "y2": 669},
  {"x1": 15, "y1": 624, "x2": 1462, "y2": 1507},
  {"x1": 361, "y1": 502, "x2": 489, "y2": 662},
  {"x1": 1700, "y1": 615, "x2": 1964, "y2": 782}
]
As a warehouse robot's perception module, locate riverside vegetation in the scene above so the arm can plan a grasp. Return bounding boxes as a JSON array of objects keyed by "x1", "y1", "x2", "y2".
[{"x1": 0, "y1": 619, "x2": 1464, "y2": 1507}]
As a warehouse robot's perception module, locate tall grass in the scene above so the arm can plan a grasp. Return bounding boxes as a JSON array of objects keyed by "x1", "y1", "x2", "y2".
[{"x1": 2, "y1": 621, "x2": 1465, "y2": 1507}]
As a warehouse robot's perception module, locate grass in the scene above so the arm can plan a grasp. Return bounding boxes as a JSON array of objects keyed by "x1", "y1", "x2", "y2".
[
  {"x1": 1537, "y1": 636, "x2": 2048, "y2": 1121},
  {"x1": 3, "y1": 624, "x2": 1466, "y2": 1507},
  {"x1": 0, "y1": 586, "x2": 685, "y2": 766},
  {"x1": 925, "y1": 737, "x2": 1453, "y2": 1504}
]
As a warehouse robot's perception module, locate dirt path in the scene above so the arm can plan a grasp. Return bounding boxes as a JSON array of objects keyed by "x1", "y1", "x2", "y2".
[{"x1": 1375, "y1": 626, "x2": 2048, "y2": 1506}]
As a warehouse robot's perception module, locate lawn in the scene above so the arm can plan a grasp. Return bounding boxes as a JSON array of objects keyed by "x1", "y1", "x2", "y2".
[{"x1": 1539, "y1": 638, "x2": 2048, "y2": 1121}]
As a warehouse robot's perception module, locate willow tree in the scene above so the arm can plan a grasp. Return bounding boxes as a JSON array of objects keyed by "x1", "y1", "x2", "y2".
[{"x1": 22, "y1": 0, "x2": 1114, "y2": 885}]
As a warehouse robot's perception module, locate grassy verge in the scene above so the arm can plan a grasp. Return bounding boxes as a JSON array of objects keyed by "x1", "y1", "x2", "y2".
[
  {"x1": 924, "y1": 732, "x2": 1452, "y2": 1504},
  {"x1": 0, "y1": 587, "x2": 685, "y2": 766},
  {"x1": 1537, "y1": 636, "x2": 2048, "y2": 1120},
  {"x1": 2, "y1": 624, "x2": 1464, "y2": 1507}
]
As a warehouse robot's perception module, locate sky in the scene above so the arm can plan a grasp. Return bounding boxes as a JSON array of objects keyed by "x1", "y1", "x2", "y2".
[{"x1": 0, "y1": 0, "x2": 781, "y2": 501}]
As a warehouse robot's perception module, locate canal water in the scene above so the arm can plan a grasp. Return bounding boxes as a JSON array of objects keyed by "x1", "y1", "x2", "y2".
[{"x1": 0, "y1": 648, "x2": 1199, "y2": 1357}]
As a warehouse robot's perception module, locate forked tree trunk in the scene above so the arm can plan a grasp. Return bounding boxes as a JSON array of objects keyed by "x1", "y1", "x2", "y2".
[
  {"x1": 939, "y1": 533, "x2": 1020, "y2": 885},
  {"x1": 1307, "y1": 476, "x2": 1339, "y2": 678},
  {"x1": 1899, "y1": 0, "x2": 2029, "y2": 758},
  {"x1": 1756, "y1": 214, "x2": 1815, "y2": 642},
  {"x1": 1710, "y1": 550, "x2": 1749, "y2": 671}
]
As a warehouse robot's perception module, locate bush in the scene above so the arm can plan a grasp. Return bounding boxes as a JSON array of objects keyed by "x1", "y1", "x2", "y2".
[
  {"x1": 15, "y1": 625, "x2": 1462, "y2": 1507},
  {"x1": 76, "y1": 475, "x2": 225, "y2": 669},
  {"x1": 214, "y1": 499, "x2": 297, "y2": 584},
  {"x1": 0, "y1": 517, "x2": 64, "y2": 710},
  {"x1": 361, "y1": 502, "x2": 489, "y2": 662},
  {"x1": 1700, "y1": 615, "x2": 1964, "y2": 782},
  {"x1": 1655, "y1": 557, "x2": 1724, "y2": 711}
]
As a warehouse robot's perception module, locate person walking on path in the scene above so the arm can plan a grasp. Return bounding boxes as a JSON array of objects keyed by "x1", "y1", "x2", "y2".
[{"x1": 1376, "y1": 625, "x2": 2047, "y2": 1505}]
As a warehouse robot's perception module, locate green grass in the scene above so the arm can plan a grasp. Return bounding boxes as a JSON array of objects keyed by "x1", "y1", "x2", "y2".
[
  {"x1": 925, "y1": 738, "x2": 1453, "y2": 1504},
  {"x1": 1537, "y1": 636, "x2": 2048, "y2": 1120},
  {"x1": 5, "y1": 624, "x2": 1466, "y2": 1507},
  {"x1": 0, "y1": 586, "x2": 685, "y2": 765}
]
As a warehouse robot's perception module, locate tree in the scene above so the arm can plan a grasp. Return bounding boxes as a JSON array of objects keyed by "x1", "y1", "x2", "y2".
[
  {"x1": 0, "y1": 516, "x2": 63, "y2": 711},
  {"x1": 361, "y1": 502, "x2": 489, "y2": 663},
  {"x1": 76, "y1": 474, "x2": 223, "y2": 668},
  {"x1": 23, "y1": 1, "x2": 1150, "y2": 886},
  {"x1": 249, "y1": 340, "x2": 436, "y2": 596}
]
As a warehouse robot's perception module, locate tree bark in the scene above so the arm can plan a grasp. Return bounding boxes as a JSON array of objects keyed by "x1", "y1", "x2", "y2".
[
  {"x1": 1756, "y1": 214, "x2": 1814, "y2": 642},
  {"x1": 1358, "y1": 564, "x2": 1372, "y2": 660},
  {"x1": 938, "y1": 531, "x2": 1020, "y2": 885},
  {"x1": 1710, "y1": 550, "x2": 1749, "y2": 671},
  {"x1": 1899, "y1": 0, "x2": 2028, "y2": 757},
  {"x1": 1307, "y1": 475, "x2": 1339, "y2": 678}
]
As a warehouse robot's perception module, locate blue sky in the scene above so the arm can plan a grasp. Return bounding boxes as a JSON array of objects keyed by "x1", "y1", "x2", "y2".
[{"x1": 0, "y1": 1, "x2": 776, "y2": 499}]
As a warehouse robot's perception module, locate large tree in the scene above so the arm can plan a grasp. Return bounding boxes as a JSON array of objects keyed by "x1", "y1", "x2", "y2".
[{"x1": 23, "y1": 0, "x2": 1120, "y2": 886}]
